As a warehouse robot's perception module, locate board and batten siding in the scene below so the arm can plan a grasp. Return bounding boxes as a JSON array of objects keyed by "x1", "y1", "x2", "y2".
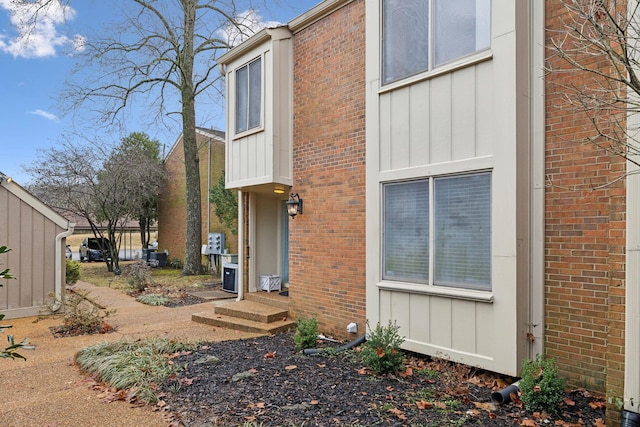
[
  {"x1": 223, "y1": 27, "x2": 293, "y2": 191},
  {"x1": 366, "y1": 0, "x2": 545, "y2": 376},
  {"x1": 378, "y1": 64, "x2": 494, "y2": 171},
  {"x1": 0, "y1": 181, "x2": 69, "y2": 319}
]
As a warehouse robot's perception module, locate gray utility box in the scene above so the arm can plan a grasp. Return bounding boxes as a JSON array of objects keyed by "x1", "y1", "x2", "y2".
[{"x1": 206, "y1": 233, "x2": 225, "y2": 255}]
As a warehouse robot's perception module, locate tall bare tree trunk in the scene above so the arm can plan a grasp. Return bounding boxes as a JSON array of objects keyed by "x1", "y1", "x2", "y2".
[{"x1": 181, "y1": 0, "x2": 202, "y2": 275}]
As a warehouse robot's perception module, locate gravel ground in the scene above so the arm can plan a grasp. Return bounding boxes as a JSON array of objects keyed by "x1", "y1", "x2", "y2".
[{"x1": 159, "y1": 332, "x2": 607, "y2": 427}]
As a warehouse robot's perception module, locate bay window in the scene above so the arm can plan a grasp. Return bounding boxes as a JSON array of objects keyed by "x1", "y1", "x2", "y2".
[
  {"x1": 382, "y1": 0, "x2": 491, "y2": 84},
  {"x1": 383, "y1": 172, "x2": 492, "y2": 291}
]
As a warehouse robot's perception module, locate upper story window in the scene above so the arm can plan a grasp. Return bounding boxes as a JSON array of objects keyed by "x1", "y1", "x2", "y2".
[
  {"x1": 382, "y1": 0, "x2": 491, "y2": 85},
  {"x1": 235, "y1": 57, "x2": 262, "y2": 134}
]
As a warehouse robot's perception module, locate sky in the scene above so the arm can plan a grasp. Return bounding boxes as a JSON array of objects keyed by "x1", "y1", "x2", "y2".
[{"x1": 0, "y1": 0, "x2": 319, "y2": 185}]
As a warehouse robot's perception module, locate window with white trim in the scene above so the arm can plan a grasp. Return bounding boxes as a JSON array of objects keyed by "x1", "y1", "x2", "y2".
[
  {"x1": 383, "y1": 172, "x2": 491, "y2": 291},
  {"x1": 382, "y1": 0, "x2": 491, "y2": 85},
  {"x1": 235, "y1": 57, "x2": 262, "y2": 134}
]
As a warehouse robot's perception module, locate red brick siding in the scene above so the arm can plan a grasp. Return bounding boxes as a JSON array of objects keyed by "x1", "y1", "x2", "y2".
[
  {"x1": 545, "y1": 0, "x2": 626, "y2": 412},
  {"x1": 289, "y1": 0, "x2": 367, "y2": 339}
]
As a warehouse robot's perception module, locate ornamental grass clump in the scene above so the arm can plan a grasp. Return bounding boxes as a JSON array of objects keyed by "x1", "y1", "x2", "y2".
[
  {"x1": 361, "y1": 320, "x2": 405, "y2": 374},
  {"x1": 136, "y1": 293, "x2": 169, "y2": 306},
  {"x1": 75, "y1": 338, "x2": 198, "y2": 403},
  {"x1": 519, "y1": 354, "x2": 564, "y2": 413}
]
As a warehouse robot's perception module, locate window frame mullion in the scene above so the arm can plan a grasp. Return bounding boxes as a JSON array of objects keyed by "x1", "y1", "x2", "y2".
[{"x1": 428, "y1": 176, "x2": 434, "y2": 286}]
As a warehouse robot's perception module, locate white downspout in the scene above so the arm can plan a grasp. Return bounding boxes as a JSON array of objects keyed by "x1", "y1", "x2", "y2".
[
  {"x1": 52, "y1": 222, "x2": 75, "y2": 312},
  {"x1": 236, "y1": 190, "x2": 244, "y2": 302}
]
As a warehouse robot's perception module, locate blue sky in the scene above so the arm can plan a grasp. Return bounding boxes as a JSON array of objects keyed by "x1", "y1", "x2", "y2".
[{"x1": 0, "y1": 0, "x2": 319, "y2": 185}]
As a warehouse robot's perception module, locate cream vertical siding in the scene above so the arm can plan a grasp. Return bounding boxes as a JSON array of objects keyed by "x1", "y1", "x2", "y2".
[
  {"x1": 224, "y1": 28, "x2": 293, "y2": 191},
  {"x1": 378, "y1": 63, "x2": 492, "y2": 170},
  {"x1": 366, "y1": 0, "x2": 545, "y2": 376}
]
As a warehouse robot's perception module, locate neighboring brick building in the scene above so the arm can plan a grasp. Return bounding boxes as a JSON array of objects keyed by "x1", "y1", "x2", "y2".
[{"x1": 158, "y1": 128, "x2": 235, "y2": 267}]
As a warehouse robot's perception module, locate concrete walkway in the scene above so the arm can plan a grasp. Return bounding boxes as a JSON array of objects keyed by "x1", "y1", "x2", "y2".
[{"x1": 0, "y1": 281, "x2": 261, "y2": 427}]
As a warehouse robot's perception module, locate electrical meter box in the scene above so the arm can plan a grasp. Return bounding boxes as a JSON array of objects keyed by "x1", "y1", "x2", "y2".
[{"x1": 206, "y1": 232, "x2": 225, "y2": 255}]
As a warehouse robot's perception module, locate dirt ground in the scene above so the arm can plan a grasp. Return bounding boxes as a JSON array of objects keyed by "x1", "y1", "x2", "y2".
[
  {"x1": 161, "y1": 332, "x2": 607, "y2": 427},
  {"x1": 0, "y1": 281, "x2": 259, "y2": 427},
  {"x1": 0, "y1": 280, "x2": 609, "y2": 427}
]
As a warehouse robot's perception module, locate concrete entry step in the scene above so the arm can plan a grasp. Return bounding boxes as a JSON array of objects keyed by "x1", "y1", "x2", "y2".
[
  {"x1": 192, "y1": 309, "x2": 295, "y2": 335},
  {"x1": 245, "y1": 290, "x2": 289, "y2": 311},
  {"x1": 192, "y1": 299, "x2": 295, "y2": 335},
  {"x1": 215, "y1": 299, "x2": 288, "y2": 323}
]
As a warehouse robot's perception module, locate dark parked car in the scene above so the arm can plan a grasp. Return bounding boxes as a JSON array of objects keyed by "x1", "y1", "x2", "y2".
[{"x1": 79, "y1": 237, "x2": 111, "y2": 262}]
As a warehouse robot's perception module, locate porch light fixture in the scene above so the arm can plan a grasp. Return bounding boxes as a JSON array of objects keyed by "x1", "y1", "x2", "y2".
[
  {"x1": 0, "y1": 173, "x2": 12, "y2": 184},
  {"x1": 273, "y1": 185, "x2": 285, "y2": 194},
  {"x1": 286, "y1": 193, "x2": 303, "y2": 218}
]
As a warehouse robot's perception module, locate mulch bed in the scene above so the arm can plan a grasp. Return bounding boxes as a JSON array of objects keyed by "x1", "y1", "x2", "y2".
[
  {"x1": 159, "y1": 332, "x2": 607, "y2": 427},
  {"x1": 49, "y1": 321, "x2": 115, "y2": 338},
  {"x1": 136, "y1": 283, "x2": 222, "y2": 308}
]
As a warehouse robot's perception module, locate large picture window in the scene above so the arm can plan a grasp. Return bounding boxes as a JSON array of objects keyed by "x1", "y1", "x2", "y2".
[
  {"x1": 235, "y1": 57, "x2": 262, "y2": 134},
  {"x1": 382, "y1": 0, "x2": 491, "y2": 85},
  {"x1": 383, "y1": 172, "x2": 491, "y2": 291}
]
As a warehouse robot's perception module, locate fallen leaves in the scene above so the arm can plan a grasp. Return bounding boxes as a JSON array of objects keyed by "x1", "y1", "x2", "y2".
[
  {"x1": 387, "y1": 407, "x2": 407, "y2": 421},
  {"x1": 177, "y1": 377, "x2": 195, "y2": 386},
  {"x1": 416, "y1": 400, "x2": 431, "y2": 410},
  {"x1": 154, "y1": 334, "x2": 607, "y2": 426}
]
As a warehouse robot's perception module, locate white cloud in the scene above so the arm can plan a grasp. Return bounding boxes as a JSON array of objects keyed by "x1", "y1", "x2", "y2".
[
  {"x1": 218, "y1": 9, "x2": 282, "y2": 48},
  {"x1": 0, "y1": 0, "x2": 84, "y2": 58},
  {"x1": 30, "y1": 109, "x2": 59, "y2": 121}
]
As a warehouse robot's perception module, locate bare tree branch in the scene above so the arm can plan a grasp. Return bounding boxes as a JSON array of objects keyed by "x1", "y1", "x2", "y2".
[{"x1": 548, "y1": 0, "x2": 640, "y2": 171}]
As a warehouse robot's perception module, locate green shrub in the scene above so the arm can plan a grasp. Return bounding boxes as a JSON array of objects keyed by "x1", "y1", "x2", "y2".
[
  {"x1": 293, "y1": 317, "x2": 319, "y2": 350},
  {"x1": 361, "y1": 320, "x2": 405, "y2": 375},
  {"x1": 65, "y1": 259, "x2": 80, "y2": 285},
  {"x1": 125, "y1": 261, "x2": 152, "y2": 292},
  {"x1": 519, "y1": 354, "x2": 564, "y2": 413},
  {"x1": 136, "y1": 293, "x2": 169, "y2": 306}
]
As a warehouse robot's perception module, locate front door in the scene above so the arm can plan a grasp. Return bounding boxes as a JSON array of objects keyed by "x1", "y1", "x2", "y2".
[{"x1": 281, "y1": 201, "x2": 289, "y2": 284}]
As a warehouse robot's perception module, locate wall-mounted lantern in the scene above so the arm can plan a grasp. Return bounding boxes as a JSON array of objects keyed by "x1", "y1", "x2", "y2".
[{"x1": 286, "y1": 193, "x2": 303, "y2": 218}]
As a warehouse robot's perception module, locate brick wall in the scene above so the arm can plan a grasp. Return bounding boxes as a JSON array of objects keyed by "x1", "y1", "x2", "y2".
[
  {"x1": 158, "y1": 133, "x2": 235, "y2": 268},
  {"x1": 545, "y1": 0, "x2": 626, "y2": 416},
  {"x1": 289, "y1": 0, "x2": 367, "y2": 339}
]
